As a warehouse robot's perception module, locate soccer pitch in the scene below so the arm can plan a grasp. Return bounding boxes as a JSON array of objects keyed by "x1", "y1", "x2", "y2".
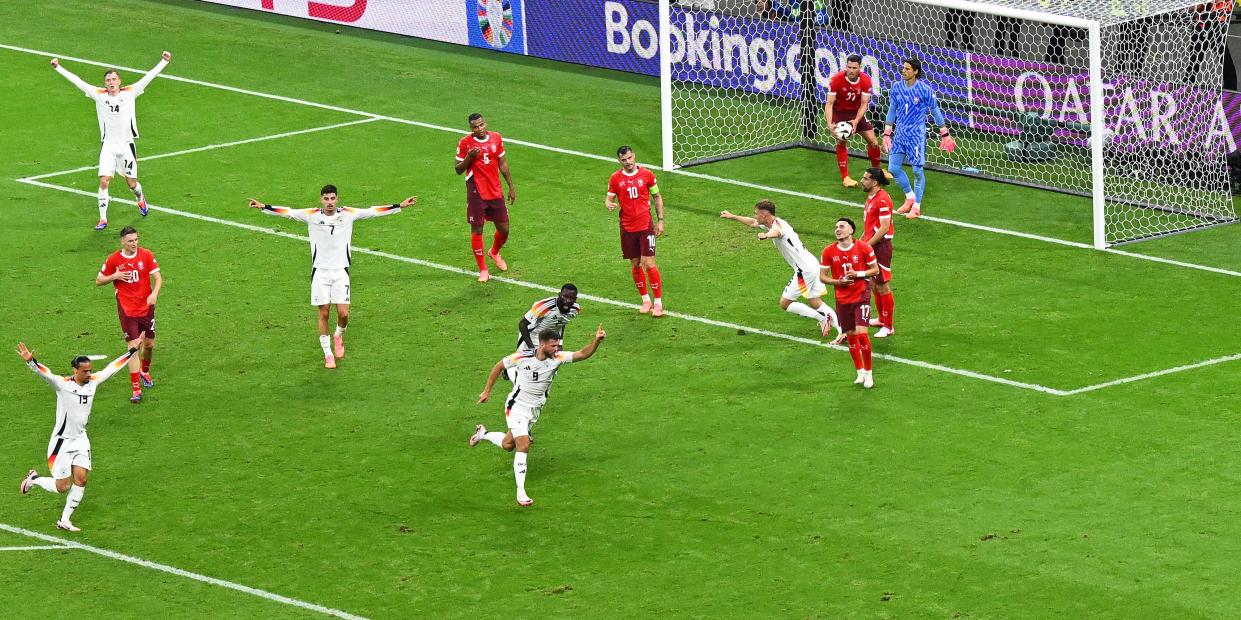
[{"x1": 2, "y1": 1, "x2": 1241, "y2": 617}]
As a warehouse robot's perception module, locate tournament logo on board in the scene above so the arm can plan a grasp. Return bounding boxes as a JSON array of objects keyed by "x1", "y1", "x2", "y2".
[{"x1": 477, "y1": 0, "x2": 514, "y2": 48}]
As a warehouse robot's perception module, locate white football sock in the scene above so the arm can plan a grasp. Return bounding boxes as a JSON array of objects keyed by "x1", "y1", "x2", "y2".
[
  {"x1": 483, "y1": 432, "x2": 506, "y2": 447},
  {"x1": 335, "y1": 324, "x2": 346, "y2": 336},
  {"x1": 641, "y1": 294, "x2": 652, "y2": 303},
  {"x1": 512, "y1": 451, "x2": 528, "y2": 494},
  {"x1": 60, "y1": 484, "x2": 85, "y2": 523},
  {"x1": 130, "y1": 182, "x2": 143, "y2": 199},
  {"x1": 318, "y1": 335, "x2": 332, "y2": 357},
  {"x1": 32, "y1": 477, "x2": 58, "y2": 493},
  {"x1": 97, "y1": 188, "x2": 109, "y2": 220},
  {"x1": 785, "y1": 302, "x2": 823, "y2": 321}
]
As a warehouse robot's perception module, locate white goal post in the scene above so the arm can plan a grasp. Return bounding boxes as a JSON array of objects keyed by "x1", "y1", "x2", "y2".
[{"x1": 657, "y1": 0, "x2": 1238, "y2": 248}]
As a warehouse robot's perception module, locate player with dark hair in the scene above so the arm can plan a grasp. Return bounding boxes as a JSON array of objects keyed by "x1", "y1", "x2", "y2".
[
  {"x1": 720, "y1": 200, "x2": 840, "y2": 339},
  {"x1": 249, "y1": 186, "x2": 416, "y2": 368},
  {"x1": 825, "y1": 54, "x2": 885, "y2": 188},
  {"x1": 606, "y1": 146, "x2": 666, "y2": 316},
  {"x1": 859, "y1": 167, "x2": 896, "y2": 337},
  {"x1": 471, "y1": 325, "x2": 607, "y2": 506},
  {"x1": 516, "y1": 284, "x2": 582, "y2": 356},
  {"x1": 882, "y1": 57, "x2": 956, "y2": 220},
  {"x1": 820, "y1": 218, "x2": 879, "y2": 388},
  {"x1": 16, "y1": 342, "x2": 136, "y2": 532},
  {"x1": 455, "y1": 113, "x2": 516, "y2": 282},
  {"x1": 96, "y1": 225, "x2": 161, "y2": 403}
]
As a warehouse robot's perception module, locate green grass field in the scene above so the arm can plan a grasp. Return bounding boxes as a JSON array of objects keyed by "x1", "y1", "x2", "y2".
[{"x1": 2, "y1": 1, "x2": 1241, "y2": 617}]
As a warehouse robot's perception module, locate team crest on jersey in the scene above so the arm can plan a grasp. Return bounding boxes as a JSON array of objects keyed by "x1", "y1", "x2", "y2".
[{"x1": 138, "y1": 261, "x2": 144, "y2": 269}]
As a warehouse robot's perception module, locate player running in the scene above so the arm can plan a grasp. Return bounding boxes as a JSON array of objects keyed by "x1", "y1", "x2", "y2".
[
  {"x1": 719, "y1": 200, "x2": 840, "y2": 340},
  {"x1": 606, "y1": 146, "x2": 666, "y2": 316},
  {"x1": 859, "y1": 168, "x2": 896, "y2": 337},
  {"x1": 882, "y1": 57, "x2": 957, "y2": 219},
  {"x1": 471, "y1": 325, "x2": 606, "y2": 507},
  {"x1": 826, "y1": 54, "x2": 887, "y2": 188},
  {"x1": 516, "y1": 284, "x2": 581, "y2": 356},
  {"x1": 248, "y1": 186, "x2": 416, "y2": 368},
  {"x1": 96, "y1": 226, "x2": 162, "y2": 403},
  {"x1": 820, "y1": 218, "x2": 879, "y2": 388},
  {"x1": 16, "y1": 342, "x2": 135, "y2": 532},
  {"x1": 51, "y1": 52, "x2": 171, "y2": 230},
  {"x1": 455, "y1": 113, "x2": 516, "y2": 282}
]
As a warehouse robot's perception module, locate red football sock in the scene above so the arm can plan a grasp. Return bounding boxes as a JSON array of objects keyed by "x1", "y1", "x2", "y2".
[
  {"x1": 846, "y1": 334, "x2": 864, "y2": 370},
  {"x1": 470, "y1": 233, "x2": 486, "y2": 270},
  {"x1": 130, "y1": 372, "x2": 141, "y2": 393},
  {"x1": 631, "y1": 265, "x2": 648, "y2": 297},
  {"x1": 835, "y1": 143, "x2": 850, "y2": 180},
  {"x1": 879, "y1": 292, "x2": 894, "y2": 329},
  {"x1": 867, "y1": 144, "x2": 882, "y2": 168},
  {"x1": 489, "y1": 230, "x2": 508, "y2": 255},
  {"x1": 858, "y1": 333, "x2": 873, "y2": 371},
  {"x1": 646, "y1": 267, "x2": 662, "y2": 300},
  {"x1": 141, "y1": 351, "x2": 152, "y2": 374}
]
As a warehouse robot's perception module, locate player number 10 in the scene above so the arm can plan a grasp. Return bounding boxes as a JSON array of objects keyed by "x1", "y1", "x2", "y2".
[{"x1": 627, "y1": 187, "x2": 639, "y2": 199}]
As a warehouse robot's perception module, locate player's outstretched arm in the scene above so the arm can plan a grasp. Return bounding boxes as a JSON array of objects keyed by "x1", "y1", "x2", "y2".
[
  {"x1": 93, "y1": 348, "x2": 138, "y2": 384},
  {"x1": 17, "y1": 343, "x2": 60, "y2": 388},
  {"x1": 352, "y1": 197, "x2": 416, "y2": 221},
  {"x1": 570, "y1": 325, "x2": 607, "y2": 362},
  {"x1": 131, "y1": 52, "x2": 171, "y2": 95},
  {"x1": 249, "y1": 199, "x2": 313, "y2": 222},
  {"x1": 50, "y1": 60, "x2": 97, "y2": 98},
  {"x1": 477, "y1": 359, "x2": 507, "y2": 403},
  {"x1": 720, "y1": 211, "x2": 759, "y2": 228}
]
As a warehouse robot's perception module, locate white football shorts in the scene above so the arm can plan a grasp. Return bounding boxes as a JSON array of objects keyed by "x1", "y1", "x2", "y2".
[
  {"x1": 50, "y1": 449, "x2": 91, "y2": 479},
  {"x1": 98, "y1": 141, "x2": 137, "y2": 178},
  {"x1": 781, "y1": 267, "x2": 827, "y2": 301},
  {"x1": 311, "y1": 268, "x2": 350, "y2": 306},
  {"x1": 505, "y1": 403, "x2": 542, "y2": 438}
]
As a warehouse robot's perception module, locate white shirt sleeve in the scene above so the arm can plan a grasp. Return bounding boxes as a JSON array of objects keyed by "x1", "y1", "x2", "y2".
[
  {"x1": 92, "y1": 350, "x2": 137, "y2": 385},
  {"x1": 130, "y1": 58, "x2": 169, "y2": 96},
  {"x1": 26, "y1": 360, "x2": 65, "y2": 390},
  {"x1": 55, "y1": 65, "x2": 100, "y2": 100},
  {"x1": 260, "y1": 205, "x2": 315, "y2": 222}
]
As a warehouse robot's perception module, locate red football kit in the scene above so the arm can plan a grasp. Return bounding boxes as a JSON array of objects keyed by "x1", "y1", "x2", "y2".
[
  {"x1": 456, "y1": 131, "x2": 505, "y2": 200},
  {"x1": 608, "y1": 167, "x2": 658, "y2": 233},
  {"x1": 828, "y1": 70, "x2": 873, "y2": 115},
  {"x1": 101, "y1": 248, "x2": 159, "y2": 317},
  {"x1": 820, "y1": 240, "x2": 876, "y2": 304}
]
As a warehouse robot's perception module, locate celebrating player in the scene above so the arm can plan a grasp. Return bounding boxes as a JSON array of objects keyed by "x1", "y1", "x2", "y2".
[
  {"x1": 859, "y1": 168, "x2": 896, "y2": 337},
  {"x1": 826, "y1": 54, "x2": 886, "y2": 188},
  {"x1": 248, "y1": 186, "x2": 416, "y2": 368},
  {"x1": 719, "y1": 200, "x2": 840, "y2": 340},
  {"x1": 96, "y1": 226, "x2": 161, "y2": 403},
  {"x1": 882, "y1": 57, "x2": 956, "y2": 220},
  {"x1": 820, "y1": 218, "x2": 879, "y2": 388},
  {"x1": 51, "y1": 52, "x2": 171, "y2": 230},
  {"x1": 454, "y1": 112, "x2": 516, "y2": 282},
  {"x1": 606, "y1": 146, "x2": 666, "y2": 316},
  {"x1": 471, "y1": 325, "x2": 607, "y2": 507},
  {"x1": 16, "y1": 342, "x2": 135, "y2": 532},
  {"x1": 516, "y1": 284, "x2": 581, "y2": 356}
]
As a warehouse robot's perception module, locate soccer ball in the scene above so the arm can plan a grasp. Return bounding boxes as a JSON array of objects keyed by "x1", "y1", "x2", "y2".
[{"x1": 833, "y1": 122, "x2": 854, "y2": 140}]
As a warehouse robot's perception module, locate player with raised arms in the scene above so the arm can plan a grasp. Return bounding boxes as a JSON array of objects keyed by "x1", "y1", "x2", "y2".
[
  {"x1": 820, "y1": 218, "x2": 879, "y2": 388},
  {"x1": 719, "y1": 200, "x2": 840, "y2": 340},
  {"x1": 859, "y1": 168, "x2": 896, "y2": 337},
  {"x1": 826, "y1": 54, "x2": 886, "y2": 188},
  {"x1": 248, "y1": 186, "x2": 416, "y2": 368},
  {"x1": 51, "y1": 52, "x2": 171, "y2": 230},
  {"x1": 16, "y1": 343, "x2": 136, "y2": 532},
  {"x1": 882, "y1": 57, "x2": 956, "y2": 220},
  {"x1": 455, "y1": 112, "x2": 516, "y2": 283},
  {"x1": 96, "y1": 226, "x2": 162, "y2": 403},
  {"x1": 606, "y1": 146, "x2": 666, "y2": 316},
  {"x1": 471, "y1": 325, "x2": 606, "y2": 507}
]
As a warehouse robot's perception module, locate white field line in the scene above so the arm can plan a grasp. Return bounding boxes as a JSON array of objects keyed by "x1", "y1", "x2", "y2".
[
  {"x1": 17, "y1": 176, "x2": 1067, "y2": 396},
  {"x1": 4, "y1": 42, "x2": 1239, "y2": 278},
  {"x1": 1062, "y1": 352, "x2": 1241, "y2": 396},
  {"x1": 0, "y1": 544, "x2": 74, "y2": 551},
  {"x1": 23, "y1": 118, "x2": 383, "y2": 181},
  {"x1": 0, "y1": 523, "x2": 368, "y2": 619}
]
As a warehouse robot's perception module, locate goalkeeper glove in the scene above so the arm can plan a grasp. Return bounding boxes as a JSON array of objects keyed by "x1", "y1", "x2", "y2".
[{"x1": 938, "y1": 127, "x2": 956, "y2": 153}]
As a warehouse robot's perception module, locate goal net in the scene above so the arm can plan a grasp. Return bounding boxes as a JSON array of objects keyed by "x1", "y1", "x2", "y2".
[{"x1": 659, "y1": 0, "x2": 1238, "y2": 247}]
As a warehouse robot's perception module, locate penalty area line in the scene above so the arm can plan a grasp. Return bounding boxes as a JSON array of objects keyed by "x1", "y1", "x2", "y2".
[
  {"x1": 18, "y1": 176, "x2": 1068, "y2": 397},
  {"x1": 2, "y1": 42, "x2": 1237, "y2": 279},
  {"x1": 0, "y1": 523, "x2": 369, "y2": 619}
]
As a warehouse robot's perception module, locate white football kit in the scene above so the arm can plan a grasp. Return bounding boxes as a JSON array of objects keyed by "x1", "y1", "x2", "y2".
[
  {"x1": 261, "y1": 204, "x2": 405, "y2": 305},
  {"x1": 516, "y1": 297, "x2": 582, "y2": 356},
  {"x1": 27, "y1": 350, "x2": 133, "y2": 479},
  {"x1": 500, "y1": 351, "x2": 574, "y2": 437},
  {"x1": 764, "y1": 217, "x2": 828, "y2": 300},
  {"x1": 55, "y1": 60, "x2": 168, "y2": 178}
]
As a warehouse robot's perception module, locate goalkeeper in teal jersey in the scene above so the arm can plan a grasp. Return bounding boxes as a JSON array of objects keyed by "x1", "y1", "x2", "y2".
[{"x1": 882, "y1": 58, "x2": 956, "y2": 220}]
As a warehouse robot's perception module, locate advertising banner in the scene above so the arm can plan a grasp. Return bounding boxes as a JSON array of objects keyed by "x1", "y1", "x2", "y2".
[{"x1": 196, "y1": 0, "x2": 471, "y2": 46}]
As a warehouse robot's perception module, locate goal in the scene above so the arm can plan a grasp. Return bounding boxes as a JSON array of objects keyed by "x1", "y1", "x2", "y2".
[{"x1": 657, "y1": 0, "x2": 1238, "y2": 247}]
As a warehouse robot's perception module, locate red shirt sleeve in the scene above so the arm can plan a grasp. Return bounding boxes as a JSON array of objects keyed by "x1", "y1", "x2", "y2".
[
  {"x1": 607, "y1": 171, "x2": 619, "y2": 195},
  {"x1": 495, "y1": 133, "x2": 505, "y2": 157},
  {"x1": 455, "y1": 136, "x2": 467, "y2": 161},
  {"x1": 645, "y1": 169, "x2": 658, "y2": 189},
  {"x1": 859, "y1": 72, "x2": 873, "y2": 95},
  {"x1": 100, "y1": 253, "x2": 117, "y2": 275},
  {"x1": 828, "y1": 72, "x2": 843, "y2": 94},
  {"x1": 862, "y1": 243, "x2": 877, "y2": 264}
]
